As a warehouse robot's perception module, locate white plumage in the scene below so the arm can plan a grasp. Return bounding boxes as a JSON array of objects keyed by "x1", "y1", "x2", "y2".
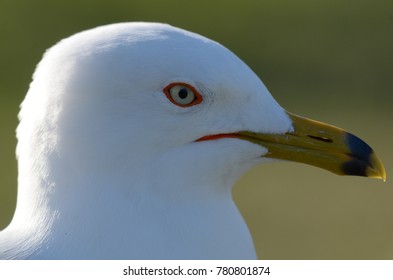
[{"x1": 0, "y1": 22, "x2": 384, "y2": 259}]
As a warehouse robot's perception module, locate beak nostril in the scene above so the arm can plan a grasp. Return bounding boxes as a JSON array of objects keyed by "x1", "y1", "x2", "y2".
[{"x1": 307, "y1": 135, "x2": 333, "y2": 143}]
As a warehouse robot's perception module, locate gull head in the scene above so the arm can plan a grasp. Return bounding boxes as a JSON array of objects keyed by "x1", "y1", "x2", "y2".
[
  {"x1": 18, "y1": 22, "x2": 295, "y2": 196},
  {"x1": 4, "y1": 22, "x2": 385, "y2": 259}
]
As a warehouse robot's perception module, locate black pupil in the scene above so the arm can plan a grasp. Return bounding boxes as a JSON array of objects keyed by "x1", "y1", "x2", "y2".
[{"x1": 178, "y1": 88, "x2": 189, "y2": 99}]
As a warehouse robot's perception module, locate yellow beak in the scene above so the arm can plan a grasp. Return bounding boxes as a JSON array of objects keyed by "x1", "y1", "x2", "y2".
[{"x1": 238, "y1": 112, "x2": 386, "y2": 181}]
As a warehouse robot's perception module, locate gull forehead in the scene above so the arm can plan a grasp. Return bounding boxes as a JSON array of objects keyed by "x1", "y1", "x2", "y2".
[{"x1": 44, "y1": 22, "x2": 261, "y2": 90}]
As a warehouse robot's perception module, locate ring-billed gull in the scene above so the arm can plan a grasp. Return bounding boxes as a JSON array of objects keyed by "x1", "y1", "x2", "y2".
[{"x1": 0, "y1": 22, "x2": 386, "y2": 259}]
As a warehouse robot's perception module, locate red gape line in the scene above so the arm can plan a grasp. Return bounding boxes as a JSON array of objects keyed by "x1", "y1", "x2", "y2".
[{"x1": 196, "y1": 133, "x2": 240, "y2": 142}]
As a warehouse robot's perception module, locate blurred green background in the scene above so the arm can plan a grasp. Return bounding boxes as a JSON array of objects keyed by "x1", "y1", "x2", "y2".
[{"x1": 0, "y1": 0, "x2": 392, "y2": 259}]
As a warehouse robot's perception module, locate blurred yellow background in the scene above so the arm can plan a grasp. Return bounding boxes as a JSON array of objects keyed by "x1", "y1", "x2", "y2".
[{"x1": 0, "y1": 0, "x2": 392, "y2": 259}]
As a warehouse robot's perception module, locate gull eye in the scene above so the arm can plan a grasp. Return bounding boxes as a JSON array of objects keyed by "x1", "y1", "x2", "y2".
[{"x1": 163, "y1": 83, "x2": 203, "y2": 107}]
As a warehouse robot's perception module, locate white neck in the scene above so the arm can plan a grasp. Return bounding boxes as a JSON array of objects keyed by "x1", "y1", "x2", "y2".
[{"x1": 2, "y1": 143, "x2": 258, "y2": 259}]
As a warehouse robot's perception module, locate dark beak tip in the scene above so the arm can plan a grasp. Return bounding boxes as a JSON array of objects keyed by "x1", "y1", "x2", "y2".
[{"x1": 344, "y1": 133, "x2": 386, "y2": 181}]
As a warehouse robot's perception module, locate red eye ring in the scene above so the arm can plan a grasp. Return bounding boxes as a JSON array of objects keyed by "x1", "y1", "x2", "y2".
[{"x1": 163, "y1": 82, "x2": 203, "y2": 107}]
